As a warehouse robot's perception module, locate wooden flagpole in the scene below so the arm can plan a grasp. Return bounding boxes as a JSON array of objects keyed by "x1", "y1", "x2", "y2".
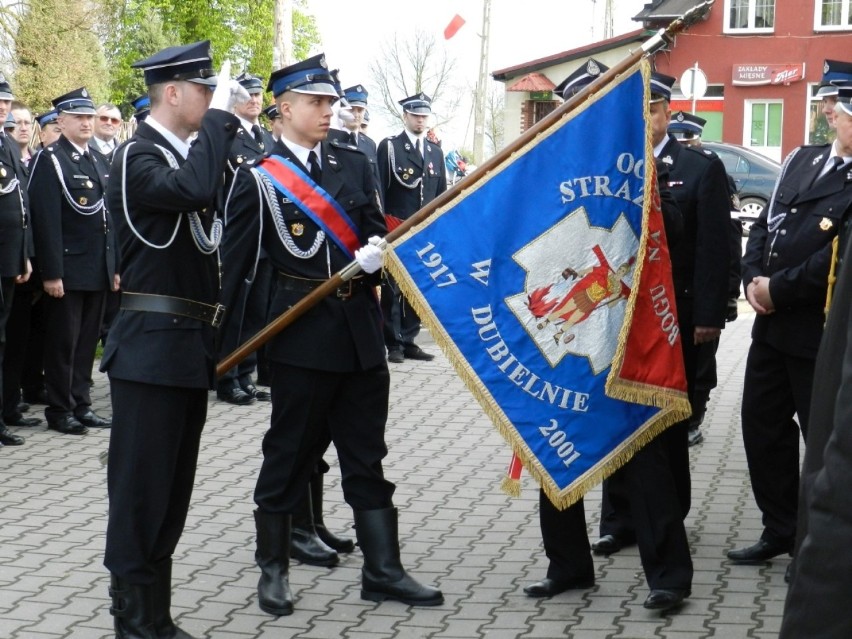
[{"x1": 216, "y1": 1, "x2": 714, "y2": 377}]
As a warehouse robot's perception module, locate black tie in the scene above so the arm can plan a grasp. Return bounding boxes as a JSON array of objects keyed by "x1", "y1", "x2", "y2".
[
  {"x1": 828, "y1": 156, "x2": 846, "y2": 174},
  {"x1": 349, "y1": 132, "x2": 358, "y2": 146},
  {"x1": 414, "y1": 138, "x2": 421, "y2": 157},
  {"x1": 252, "y1": 124, "x2": 264, "y2": 148},
  {"x1": 308, "y1": 150, "x2": 322, "y2": 183}
]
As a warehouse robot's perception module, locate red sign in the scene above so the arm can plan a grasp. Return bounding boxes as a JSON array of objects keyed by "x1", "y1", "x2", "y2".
[{"x1": 732, "y1": 63, "x2": 805, "y2": 86}]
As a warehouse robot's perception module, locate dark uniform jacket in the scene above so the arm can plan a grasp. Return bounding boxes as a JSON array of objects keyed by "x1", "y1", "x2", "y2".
[
  {"x1": 0, "y1": 136, "x2": 32, "y2": 279},
  {"x1": 101, "y1": 109, "x2": 239, "y2": 389},
  {"x1": 226, "y1": 122, "x2": 273, "y2": 184},
  {"x1": 28, "y1": 135, "x2": 116, "y2": 291},
  {"x1": 222, "y1": 137, "x2": 387, "y2": 373},
  {"x1": 742, "y1": 144, "x2": 852, "y2": 359},
  {"x1": 780, "y1": 225, "x2": 852, "y2": 638},
  {"x1": 377, "y1": 131, "x2": 446, "y2": 218},
  {"x1": 659, "y1": 136, "x2": 731, "y2": 328},
  {"x1": 88, "y1": 138, "x2": 115, "y2": 168},
  {"x1": 328, "y1": 128, "x2": 380, "y2": 186}
]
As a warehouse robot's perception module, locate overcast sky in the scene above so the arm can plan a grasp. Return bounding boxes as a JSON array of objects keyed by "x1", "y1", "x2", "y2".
[{"x1": 308, "y1": 0, "x2": 642, "y2": 150}]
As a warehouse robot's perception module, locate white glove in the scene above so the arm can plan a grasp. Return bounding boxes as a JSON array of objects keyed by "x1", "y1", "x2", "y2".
[
  {"x1": 338, "y1": 105, "x2": 355, "y2": 126},
  {"x1": 209, "y1": 60, "x2": 251, "y2": 112},
  {"x1": 355, "y1": 242, "x2": 383, "y2": 274}
]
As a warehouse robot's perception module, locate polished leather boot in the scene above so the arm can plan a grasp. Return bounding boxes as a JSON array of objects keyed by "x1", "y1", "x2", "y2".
[
  {"x1": 254, "y1": 509, "x2": 294, "y2": 616},
  {"x1": 109, "y1": 574, "x2": 157, "y2": 639},
  {"x1": 152, "y1": 559, "x2": 196, "y2": 639},
  {"x1": 290, "y1": 486, "x2": 339, "y2": 567},
  {"x1": 355, "y1": 507, "x2": 443, "y2": 606},
  {"x1": 310, "y1": 472, "x2": 355, "y2": 553}
]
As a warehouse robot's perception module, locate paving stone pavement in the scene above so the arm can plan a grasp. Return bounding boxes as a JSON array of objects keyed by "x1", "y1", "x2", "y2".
[{"x1": 0, "y1": 306, "x2": 794, "y2": 639}]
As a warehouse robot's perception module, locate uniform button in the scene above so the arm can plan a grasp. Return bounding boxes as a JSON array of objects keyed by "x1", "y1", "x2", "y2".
[
  {"x1": 771, "y1": 252, "x2": 778, "y2": 258},
  {"x1": 173, "y1": 318, "x2": 178, "y2": 324},
  {"x1": 790, "y1": 208, "x2": 797, "y2": 214}
]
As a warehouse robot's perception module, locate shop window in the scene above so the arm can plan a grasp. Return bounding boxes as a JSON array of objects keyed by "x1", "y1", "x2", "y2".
[{"x1": 724, "y1": 0, "x2": 775, "y2": 32}]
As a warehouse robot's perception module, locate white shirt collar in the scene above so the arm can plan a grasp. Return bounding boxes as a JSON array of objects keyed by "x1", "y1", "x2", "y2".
[
  {"x1": 238, "y1": 116, "x2": 258, "y2": 134},
  {"x1": 828, "y1": 140, "x2": 852, "y2": 165},
  {"x1": 405, "y1": 130, "x2": 425, "y2": 148},
  {"x1": 94, "y1": 136, "x2": 114, "y2": 153},
  {"x1": 652, "y1": 136, "x2": 669, "y2": 159},
  {"x1": 67, "y1": 139, "x2": 89, "y2": 156},
  {"x1": 145, "y1": 116, "x2": 191, "y2": 159},
  {"x1": 280, "y1": 136, "x2": 321, "y2": 169}
]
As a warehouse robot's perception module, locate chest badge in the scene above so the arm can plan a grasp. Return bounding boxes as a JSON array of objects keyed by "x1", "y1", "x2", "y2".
[
  {"x1": 291, "y1": 222, "x2": 304, "y2": 237},
  {"x1": 820, "y1": 217, "x2": 834, "y2": 231},
  {"x1": 79, "y1": 197, "x2": 88, "y2": 205}
]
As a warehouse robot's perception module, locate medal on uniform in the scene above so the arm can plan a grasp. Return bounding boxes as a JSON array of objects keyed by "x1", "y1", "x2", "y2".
[
  {"x1": 85, "y1": 180, "x2": 93, "y2": 189},
  {"x1": 79, "y1": 197, "x2": 88, "y2": 205},
  {"x1": 812, "y1": 154, "x2": 824, "y2": 166},
  {"x1": 404, "y1": 143, "x2": 411, "y2": 151},
  {"x1": 820, "y1": 217, "x2": 833, "y2": 231},
  {"x1": 72, "y1": 152, "x2": 80, "y2": 161},
  {"x1": 291, "y1": 222, "x2": 304, "y2": 236},
  {"x1": 0, "y1": 168, "x2": 6, "y2": 177},
  {"x1": 661, "y1": 155, "x2": 673, "y2": 165}
]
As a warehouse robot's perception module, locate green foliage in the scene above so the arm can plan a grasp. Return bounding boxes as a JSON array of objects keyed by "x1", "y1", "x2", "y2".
[{"x1": 14, "y1": 0, "x2": 110, "y2": 114}]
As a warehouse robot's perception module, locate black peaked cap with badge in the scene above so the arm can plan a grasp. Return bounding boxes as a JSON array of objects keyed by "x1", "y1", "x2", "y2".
[
  {"x1": 236, "y1": 72, "x2": 264, "y2": 94},
  {"x1": 131, "y1": 94, "x2": 151, "y2": 121},
  {"x1": 267, "y1": 54, "x2": 338, "y2": 98},
  {"x1": 0, "y1": 74, "x2": 15, "y2": 100},
  {"x1": 650, "y1": 72, "x2": 676, "y2": 103},
  {"x1": 817, "y1": 59, "x2": 852, "y2": 97},
  {"x1": 555, "y1": 58, "x2": 609, "y2": 100},
  {"x1": 398, "y1": 93, "x2": 432, "y2": 115},
  {"x1": 836, "y1": 85, "x2": 852, "y2": 115},
  {"x1": 35, "y1": 110, "x2": 58, "y2": 127},
  {"x1": 668, "y1": 111, "x2": 706, "y2": 137},
  {"x1": 343, "y1": 85, "x2": 369, "y2": 107},
  {"x1": 262, "y1": 104, "x2": 280, "y2": 120},
  {"x1": 52, "y1": 88, "x2": 97, "y2": 115},
  {"x1": 131, "y1": 40, "x2": 217, "y2": 87}
]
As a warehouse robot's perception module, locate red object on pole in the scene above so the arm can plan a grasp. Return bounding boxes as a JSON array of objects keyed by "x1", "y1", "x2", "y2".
[{"x1": 444, "y1": 14, "x2": 466, "y2": 39}]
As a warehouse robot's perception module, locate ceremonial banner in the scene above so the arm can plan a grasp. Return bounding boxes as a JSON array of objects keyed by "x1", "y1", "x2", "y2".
[{"x1": 384, "y1": 60, "x2": 691, "y2": 509}]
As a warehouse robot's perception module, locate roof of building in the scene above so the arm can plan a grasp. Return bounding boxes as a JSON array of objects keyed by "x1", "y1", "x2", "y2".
[
  {"x1": 491, "y1": 29, "x2": 647, "y2": 82},
  {"x1": 633, "y1": 0, "x2": 710, "y2": 21},
  {"x1": 506, "y1": 72, "x2": 557, "y2": 92}
]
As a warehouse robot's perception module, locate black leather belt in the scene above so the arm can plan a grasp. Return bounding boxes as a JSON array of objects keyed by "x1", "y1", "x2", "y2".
[
  {"x1": 120, "y1": 292, "x2": 225, "y2": 327},
  {"x1": 277, "y1": 272, "x2": 366, "y2": 300}
]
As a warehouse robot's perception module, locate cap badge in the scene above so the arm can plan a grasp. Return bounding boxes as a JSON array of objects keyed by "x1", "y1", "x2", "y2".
[
  {"x1": 357, "y1": 85, "x2": 363, "y2": 92},
  {"x1": 825, "y1": 61, "x2": 831, "y2": 74},
  {"x1": 677, "y1": 112, "x2": 685, "y2": 122},
  {"x1": 587, "y1": 60, "x2": 601, "y2": 76},
  {"x1": 81, "y1": 89, "x2": 89, "y2": 97},
  {"x1": 820, "y1": 217, "x2": 834, "y2": 231},
  {"x1": 319, "y1": 55, "x2": 328, "y2": 69}
]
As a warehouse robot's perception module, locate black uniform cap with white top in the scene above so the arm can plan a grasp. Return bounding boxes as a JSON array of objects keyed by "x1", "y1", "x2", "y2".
[
  {"x1": 555, "y1": 58, "x2": 610, "y2": 100},
  {"x1": 0, "y1": 74, "x2": 14, "y2": 101},
  {"x1": 52, "y1": 87, "x2": 97, "y2": 115},
  {"x1": 399, "y1": 92, "x2": 432, "y2": 115},
  {"x1": 267, "y1": 54, "x2": 339, "y2": 99},
  {"x1": 817, "y1": 59, "x2": 852, "y2": 98},
  {"x1": 649, "y1": 72, "x2": 676, "y2": 104},
  {"x1": 132, "y1": 40, "x2": 218, "y2": 87},
  {"x1": 835, "y1": 85, "x2": 852, "y2": 116}
]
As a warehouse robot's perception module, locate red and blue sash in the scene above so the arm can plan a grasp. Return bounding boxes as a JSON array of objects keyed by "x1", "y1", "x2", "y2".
[{"x1": 254, "y1": 154, "x2": 360, "y2": 258}]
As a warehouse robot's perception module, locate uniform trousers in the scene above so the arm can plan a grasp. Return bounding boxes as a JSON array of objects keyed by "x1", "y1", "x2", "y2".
[
  {"x1": 104, "y1": 378, "x2": 207, "y2": 583},
  {"x1": 2, "y1": 285, "x2": 34, "y2": 420},
  {"x1": 0, "y1": 277, "x2": 15, "y2": 420},
  {"x1": 541, "y1": 435, "x2": 693, "y2": 590},
  {"x1": 380, "y1": 275, "x2": 422, "y2": 353},
  {"x1": 218, "y1": 258, "x2": 273, "y2": 390},
  {"x1": 255, "y1": 361, "x2": 395, "y2": 514},
  {"x1": 741, "y1": 339, "x2": 814, "y2": 547},
  {"x1": 42, "y1": 290, "x2": 105, "y2": 422}
]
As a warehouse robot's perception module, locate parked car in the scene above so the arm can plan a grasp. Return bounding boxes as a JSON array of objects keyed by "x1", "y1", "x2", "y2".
[{"x1": 701, "y1": 141, "x2": 781, "y2": 235}]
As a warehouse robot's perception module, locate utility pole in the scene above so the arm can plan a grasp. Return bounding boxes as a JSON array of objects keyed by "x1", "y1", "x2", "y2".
[
  {"x1": 273, "y1": 0, "x2": 293, "y2": 68},
  {"x1": 604, "y1": 0, "x2": 614, "y2": 39},
  {"x1": 473, "y1": 0, "x2": 492, "y2": 164}
]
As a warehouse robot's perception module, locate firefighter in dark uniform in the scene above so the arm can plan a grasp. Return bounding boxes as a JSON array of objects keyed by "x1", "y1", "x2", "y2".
[
  {"x1": 262, "y1": 103, "x2": 283, "y2": 142},
  {"x1": 593, "y1": 75, "x2": 731, "y2": 558},
  {"x1": 101, "y1": 41, "x2": 244, "y2": 638},
  {"x1": 329, "y1": 84, "x2": 379, "y2": 185},
  {"x1": 0, "y1": 74, "x2": 32, "y2": 447},
  {"x1": 216, "y1": 71, "x2": 274, "y2": 406},
  {"x1": 377, "y1": 92, "x2": 446, "y2": 363},
  {"x1": 727, "y1": 87, "x2": 852, "y2": 567},
  {"x1": 222, "y1": 53, "x2": 443, "y2": 617},
  {"x1": 523, "y1": 60, "x2": 692, "y2": 612},
  {"x1": 28, "y1": 87, "x2": 117, "y2": 435},
  {"x1": 130, "y1": 94, "x2": 151, "y2": 123},
  {"x1": 780, "y1": 92, "x2": 852, "y2": 639}
]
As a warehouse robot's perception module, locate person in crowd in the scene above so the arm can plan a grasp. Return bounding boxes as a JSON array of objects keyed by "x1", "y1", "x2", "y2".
[
  {"x1": 28, "y1": 88, "x2": 117, "y2": 435},
  {"x1": 101, "y1": 41, "x2": 245, "y2": 638},
  {"x1": 0, "y1": 74, "x2": 32, "y2": 448},
  {"x1": 222, "y1": 53, "x2": 443, "y2": 617},
  {"x1": 376, "y1": 92, "x2": 446, "y2": 363},
  {"x1": 524, "y1": 60, "x2": 692, "y2": 613},
  {"x1": 89, "y1": 103, "x2": 122, "y2": 162},
  {"x1": 727, "y1": 71, "x2": 852, "y2": 568}
]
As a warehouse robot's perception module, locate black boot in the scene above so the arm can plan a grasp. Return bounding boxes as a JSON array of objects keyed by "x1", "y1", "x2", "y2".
[
  {"x1": 354, "y1": 507, "x2": 443, "y2": 606},
  {"x1": 310, "y1": 472, "x2": 355, "y2": 553},
  {"x1": 109, "y1": 574, "x2": 157, "y2": 638},
  {"x1": 254, "y1": 509, "x2": 294, "y2": 616},
  {"x1": 152, "y1": 559, "x2": 196, "y2": 639},
  {"x1": 290, "y1": 486, "x2": 339, "y2": 567}
]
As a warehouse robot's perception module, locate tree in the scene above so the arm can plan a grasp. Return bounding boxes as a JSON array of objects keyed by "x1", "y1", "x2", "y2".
[
  {"x1": 368, "y1": 29, "x2": 462, "y2": 131},
  {"x1": 484, "y1": 83, "x2": 504, "y2": 156},
  {"x1": 14, "y1": 0, "x2": 109, "y2": 114}
]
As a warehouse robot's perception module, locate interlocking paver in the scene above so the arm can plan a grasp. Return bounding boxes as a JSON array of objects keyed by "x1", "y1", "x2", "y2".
[{"x1": 0, "y1": 309, "x2": 800, "y2": 637}]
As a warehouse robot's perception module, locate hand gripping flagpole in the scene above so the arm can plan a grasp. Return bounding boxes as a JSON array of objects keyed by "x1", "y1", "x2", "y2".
[{"x1": 216, "y1": 1, "x2": 714, "y2": 378}]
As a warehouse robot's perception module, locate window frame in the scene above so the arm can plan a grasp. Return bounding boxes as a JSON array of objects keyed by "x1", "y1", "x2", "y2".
[
  {"x1": 814, "y1": 0, "x2": 852, "y2": 31},
  {"x1": 723, "y1": 0, "x2": 776, "y2": 34}
]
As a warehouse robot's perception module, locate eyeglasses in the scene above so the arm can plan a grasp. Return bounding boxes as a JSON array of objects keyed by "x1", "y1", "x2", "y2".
[{"x1": 99, "y1": 115, "x2": 121, "y2": 125}]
